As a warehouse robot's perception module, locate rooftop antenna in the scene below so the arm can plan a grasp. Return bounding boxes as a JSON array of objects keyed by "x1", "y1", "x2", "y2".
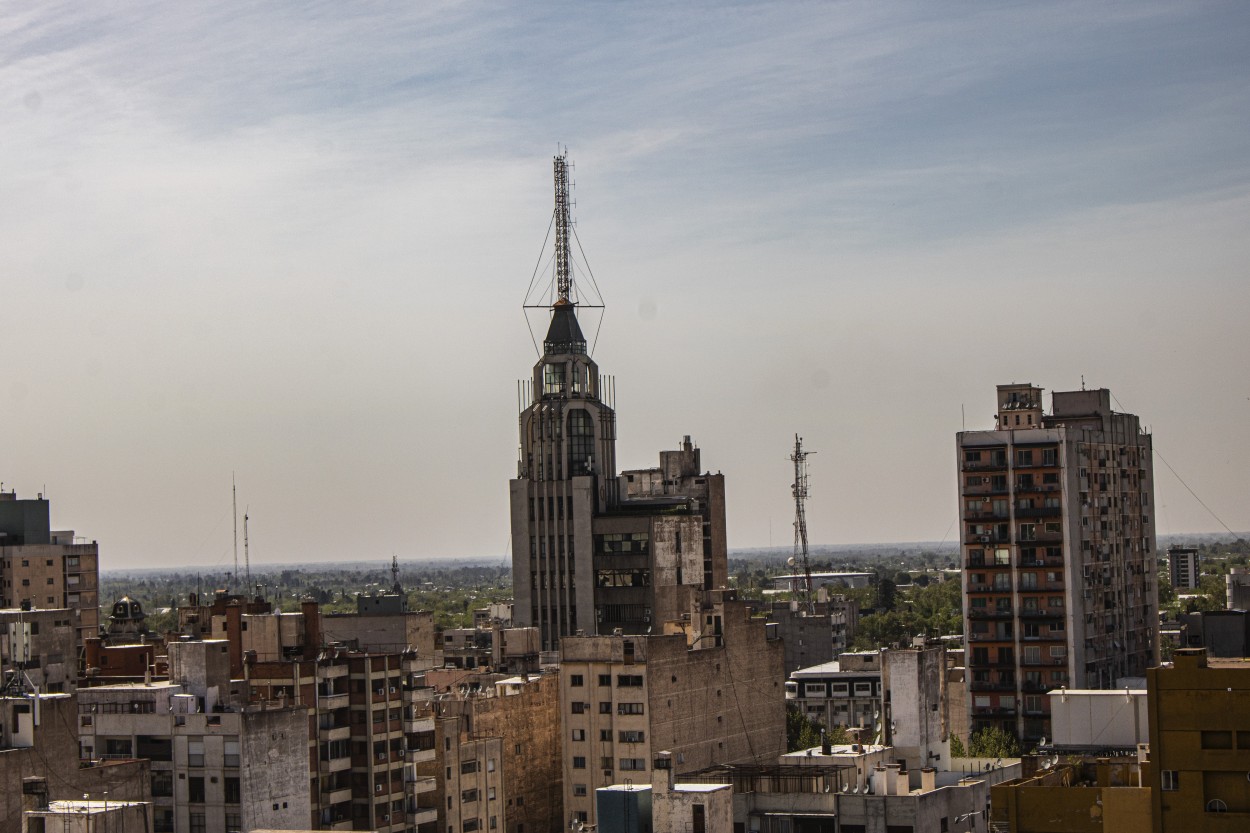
[
  {"x1": 243, "y1": 510, "x2": 251, "y2": 590},
  {"x1": 391, "y1": 554, "x2": 402, "y2": 595},
  {"x1": 232, "y1": 474, "x2": 239, "y2": 590},
  {"x1": 554, "y1": 151, "x2": 573, "y2": 303},
  {"x1": 522, "y1": 150, "x2": 605, "y2": 355},
  {"x1": 791, "y1": 435, "x2": 816, "y2": 615}
]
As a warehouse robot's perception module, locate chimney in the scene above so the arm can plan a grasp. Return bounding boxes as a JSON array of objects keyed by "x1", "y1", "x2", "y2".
[
  {"x1": 22, "y1": 776, "x2": 49, "y2": 812},
  {"x1": 654, "y1": 751, "x2": 673, "y2": 794},
  {"x1": 921, "y1": 767, "x2": 936, "y2": 793},
  {"x1": 820, "y1": 728, "x2": 832, "y2": 756}
]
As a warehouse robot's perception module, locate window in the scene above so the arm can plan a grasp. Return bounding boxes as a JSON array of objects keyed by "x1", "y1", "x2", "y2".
[
  {"x1": 573, "y1": 784, "x2": 587, "y2": 797},
  {"x1": 599, "y1": 729, "x2": 612, "y2": 742},
  {"x1": 599, "y1": 702, "x2": 613, "y2": 714},
  {"x1": 619, "y1": 758, "x2": 646, "y2": 771},
  {"x1": 189, "y1": 813, "x2": 206, "y2": 833},
  {"x1": 570, "y1": 675, "x2": 584, "y2": 687},
  {"x1": 571, "y1": 729, "x2": 585, "y2": 741},
  {"x1": 462, "y1": 789, "x2": 479, "y2": 803},
  {"x1": 224, "y1": 777, "x2": 240, "y2": 804},
  {"x1": 568, "y1": 410, "x2": 595, "y2": 475},
  {"x1": 572, "y1": 756, "x2": 586, "y2": 769},
  {"x1": 187, "y1": 738, "x2": 204, "y2": 767},
  {"x1": 617, "y1": 675, "x2": 644, "y2": 687},
  {"x1": 1200, "y1": 731, "x2": 1233, "y2": 750},
  {"x1": 189, "y1": 777, "x2": 205, "y2": 803},
  {"x1": 151, "y1": 771, "x2": 173, "y2": 797},
  {"x1": 464, "y1": 821, "x2": 481, "y2": 833},
  {"x1": 617, "y1": 703, "x2": 644, "y2": 715},
  {"x1": 225, "y1": 813, "x2": 241, "y2": 833},
  {"x1": 1016, "y1": 450, "x2": 1033, "y2": 466},
  {"x1": 224, "y1": 738, "x2": 240, "y2": 767},
  {"x1": 598, "y1": 674, "x2": 612, "y2": 686},
  {"x1": 461, "y1": 761, "x2": 479, "y2": 775},
  {"x1": 571, "y1": 702, "x2": 587, "y2": 714},
  {"x1": 619, "y1": 730, "x2": 645, "y2": 743}
]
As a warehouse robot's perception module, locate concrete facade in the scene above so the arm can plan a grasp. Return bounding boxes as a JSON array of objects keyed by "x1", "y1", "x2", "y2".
[
  {"x1": 1048, "y1": 688, "x2": 1148, "y2": 750},
  {"x1": 767, "y1": 597, "x2": 861, "y2": 676},
  {"x1": 0, "y1": 694, "x2": 151, "y2": 830},
  {"x1": 990, "y1": 757, "x2": 1151, "y2": 833},
  {"x1": 559, "y1": 593, "x2": 785, "y2": 827},
  {"x1": 958, "y1": 384, "x2": 1159, "y2": 744},
  {"x1": 1147, "y1": 649, "x2": 1250, "y2": 831},
  {"x1": 0, "y1": 493, "x2": 100, "y2": 649},
  {"x1": 0, "y1": 607, "x2": 79, "y2": 693},
  {"x1": 76, "y1": 640, "x2": 310, "y2": 833},
  {"x1": 882, "y1": 642, "x2": 950, "y2": 777}
]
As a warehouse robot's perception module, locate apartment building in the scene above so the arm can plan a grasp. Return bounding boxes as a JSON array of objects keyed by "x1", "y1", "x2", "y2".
[
  {"x1": 241, "y1": 627, "x2": 440, "y2": 833},
  {"x1": 785, "y1": 652, "x2": 882, "y2": 737},
  {"x1": 77, "y1": 640, "x2": 309, "y2": 833},
  {"x1": 435, "y1": 673, "x2": 562, "y2": 833},
  {"x1": 1167, "y1": 546, "x2": 1200, "y2": 591},
  {"x1": 958, "y1": 384, "x2": 1158, "y2": 744},
  {"x1": 558, "y1": 591, "x2": 785, "y2": 828},
  {"x1": 0, "y1": 692, "x2": 150, "y2": 829},
  {"x1": 0, "y1": 492, "x2": 99, "y2": 648},
  {"x1": 767, "y1": 596, "x2": 861, "y2": 676}
]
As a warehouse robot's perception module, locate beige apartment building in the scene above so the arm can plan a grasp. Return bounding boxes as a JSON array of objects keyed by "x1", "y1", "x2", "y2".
[
  {"x1": 958, "y1": 384, "x2": 1158, "y2": 745},
  {"x1": 0, "y1": 492, "x2": 100, "y2": 648},
  {"x1": 558, "y1": 591, "x2": 785, "y2": 827}
]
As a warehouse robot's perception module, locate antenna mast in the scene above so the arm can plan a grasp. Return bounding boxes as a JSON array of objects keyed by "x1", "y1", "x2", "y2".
[
  {"x1": 232, "y1": 474, "x2": 239, "y2": 589},
  {"x1": 243, "y1": 511, "x2": 251, "y2": 591},
  {"x1": 791, "y1": 435, "x2": 816, "y2": 614},
  {"x1": 553, "y1": 152, "x2": 573, "y2": 302}
]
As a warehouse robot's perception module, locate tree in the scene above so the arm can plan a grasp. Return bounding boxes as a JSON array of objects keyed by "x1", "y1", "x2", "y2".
[
  {"x1": 949, "y1": 733, "x2": 967, "y2": 758},
  {"x1": 786, "y1": 706, "x2": 849, "y2": 752},
  {"x1": 968, "y1": 726, "x2": 1020, "y2": 758}
]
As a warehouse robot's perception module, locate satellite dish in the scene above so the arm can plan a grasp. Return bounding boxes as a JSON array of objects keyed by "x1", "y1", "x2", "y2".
[
  {"x1": 787, "y1": 557, "x2": 796, "y2": 567},
  {"x1": 1039, "y1": 736, "x2": 1047, "y2": 748}
]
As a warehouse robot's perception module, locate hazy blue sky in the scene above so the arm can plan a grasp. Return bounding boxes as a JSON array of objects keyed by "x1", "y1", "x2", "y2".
[{"x1": 4, "y1": 2, "x2": 1248, "y2": 570}]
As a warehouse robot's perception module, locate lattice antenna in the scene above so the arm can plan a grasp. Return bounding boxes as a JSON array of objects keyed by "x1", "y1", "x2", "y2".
[
  {"x1": 791, "y1": 435, "x2": 816, "y2": 614},
  {"x1": 553, "y1": 152, "x2": 573, "y2": 302}
]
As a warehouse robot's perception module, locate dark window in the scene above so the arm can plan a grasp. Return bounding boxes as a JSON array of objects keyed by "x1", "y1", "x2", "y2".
[
  {"x1": 189, "y1": 777, "x2": 205, "y2": 803},
  {"x1": 568, "y1": 410, "x2": 594, "y2": 474}
]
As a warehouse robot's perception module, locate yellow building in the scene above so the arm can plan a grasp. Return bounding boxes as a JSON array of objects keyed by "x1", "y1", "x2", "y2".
[
  {"x1": 1147, "y1": 648, "x2": 1250, "y2": 831},
  {"x1": 990, "y1": 757, "x2": 1151, "y2": 832}
]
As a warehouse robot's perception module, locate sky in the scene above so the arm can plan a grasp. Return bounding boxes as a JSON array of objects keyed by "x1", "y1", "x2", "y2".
[{"x1": 3, "y1": 2, "x2": 1249, "y2": 571}]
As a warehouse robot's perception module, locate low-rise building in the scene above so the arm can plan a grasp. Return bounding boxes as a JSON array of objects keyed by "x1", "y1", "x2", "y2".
[
  {"x1": 990, "y1": 756, "x2": 1151, "y2": 833},
  {"x1": 786, "y1": 652, "x2": 883, "y2": 737}
]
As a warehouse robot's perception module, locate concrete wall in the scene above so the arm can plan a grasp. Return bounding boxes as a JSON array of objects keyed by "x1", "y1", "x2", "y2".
[
  {"x1": 460, "y1": 674, "x2": 562, "y2": 833},
  {"x1": 240, "y1": 707, "x2": 311, "y2": 832},
  {"x1": 652, "y1": 783, "x2": 731, "y2": 833},
  {"x1": 1049, "y1": 689, "x2": 1147, "y2": 748}
]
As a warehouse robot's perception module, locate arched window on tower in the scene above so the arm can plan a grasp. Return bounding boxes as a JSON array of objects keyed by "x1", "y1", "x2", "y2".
[{"x1": 568, "y1": 410, "x2": 595, "y2": 476}]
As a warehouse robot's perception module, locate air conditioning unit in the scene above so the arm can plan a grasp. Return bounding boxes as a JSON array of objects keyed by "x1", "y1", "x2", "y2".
[{"x1": 375, "y1": 784, "x2": 383, "y2": 793}]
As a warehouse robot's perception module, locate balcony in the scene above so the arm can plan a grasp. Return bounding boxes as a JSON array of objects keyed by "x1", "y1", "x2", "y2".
[
  {"x1": 321, "y1": 787, "x2": 352, "y2": 805},
  {"x1": 407, "y1": 774, "x2": 437, "y2": 794},
  {"x1": 408, "y1": 808, "x2": 439, "y2": 827},
  {"x1": 319, "y1": 756, "x2": 351, "y2": 774},
  {"x1": 968, "y1": 609, "x2": 1013, "y2": 620},
  {"x1": 1014, "y1": 507, "x2": 1061, "y2": 519},
  {"x1": 966, "y1": 533, "x2": 1010, "y2": 545},
  {"x1": 969, "y1": 681, "x2": 1016, "y2": 692},
  {"x1": 963, "y1": 458, "x2": 1008, "y2": 472},
  {"x1": 405, "y1": 716, "x2": 435, "y2": 735},
  {"x1": 973, "y1": 706, "x2": 1017, "y2": 717},
  {"x1": 406, "y1": 747, "x2": 436, "y2": 764},
  {"x1": 1018, "y1": 609, "x2": 1063, "y2": 619},
  {"x1": 319, "y1": 692, "x2": 350, "y2": 710}
]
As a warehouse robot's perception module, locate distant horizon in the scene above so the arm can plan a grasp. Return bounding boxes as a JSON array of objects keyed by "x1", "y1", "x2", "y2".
[{"x1": 97, "y1": 530, "x2": 1248, "y2": 576}]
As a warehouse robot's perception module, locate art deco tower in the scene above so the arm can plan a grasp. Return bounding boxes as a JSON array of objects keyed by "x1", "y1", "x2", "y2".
[{"x1": 510, "y1": 154, "x2": 618, "y2": 650}]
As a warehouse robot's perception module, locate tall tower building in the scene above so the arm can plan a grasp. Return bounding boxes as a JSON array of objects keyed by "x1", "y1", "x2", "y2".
[
  {"x1": 957, "y1": 384, "x2": 1158, "y2": 744},
  {"x1": 510, "y1": 155, "x2": 728, "y2": 651}
]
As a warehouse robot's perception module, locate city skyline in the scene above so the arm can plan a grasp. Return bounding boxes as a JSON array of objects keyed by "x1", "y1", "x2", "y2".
[{"x1": 4, "y1": 3, "x2": 1249, "y2": 569}]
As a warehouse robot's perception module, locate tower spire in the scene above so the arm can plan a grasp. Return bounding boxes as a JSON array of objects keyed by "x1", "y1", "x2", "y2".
[{"x1": 553, "y1": 152, "x2": 573, "y2": 302}]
